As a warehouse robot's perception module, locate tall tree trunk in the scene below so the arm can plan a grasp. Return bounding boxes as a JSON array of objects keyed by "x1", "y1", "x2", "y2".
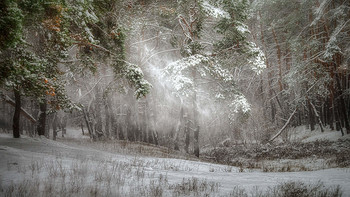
[
  {"x1": 308, "y1": 101, "x2": 315, "y2": 131},
  {"x1": 104, "y1": 96, "x2": 111, "y2": 139},
  {"x1": 81, "y1": 122, "x2": 84, "y2": 135},
  {"x1": 126, "y1": 107, "x2": 135, "y2": 141},
  {"x1": 184, "y1": 118, "x2": 190, "y2": 154},
  {"x1": 52, "y1": 113, "x2": 57, "y2": 140},
  {"x1": 37, "y1": 100, "x2": 47, "y2": 136},
  {"x1": 334, "y1": 71, "x2": 350, "y2": 134},
  {"x1": 82, "y1": 108, "x2": 94, "y2": 139},
  {"x1": 95, "y1": 88, "x2": 103, "y2": 139},
  {"x1": 272, "y1": 28, "x2": 283, "y2": 92},
  {"x1": 61, "y1": 115, "x2": 67, "y2": 137},
  {"x1": 194, "y1": 126, "x2": 199, "y2": 157},
  {"x1": 259, "y1": 11, "x2": 275, "y2": 122},
  {"x1": 117, "y1": 104, "x2": 125, "y2": 140},
  {"x1": 13, "y1": 89, "x2": 21, "y2": 138},
  {"x1": 336, "y1": 107, "x2": 345, "y2": 136},
  {"x1": 174, "y1": 106, "x2": 184, "y2": 151},
  {"x1": 192, "y1": 67, "x2": 199, "y2": 157}
]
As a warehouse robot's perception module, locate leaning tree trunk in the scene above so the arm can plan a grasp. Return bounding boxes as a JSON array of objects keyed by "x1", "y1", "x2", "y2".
[
  {"x1": 37, "y1": 99, "x2": 47, "y2": 136},
  {"x1": 82, "y1": 108, "x2": 94, "y2": 139},
  {"x1": 13, "y1": 89, "x2": 21, "y2": 138},
  {"x1": 309, "y1": 100, "x2": 324, "y2": 132}
]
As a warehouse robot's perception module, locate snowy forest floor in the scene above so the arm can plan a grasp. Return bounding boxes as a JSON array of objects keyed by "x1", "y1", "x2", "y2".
[
  {"x1": 202, "y1": 127, "x2": 350, "y2": 173},
  {"x1": 0, "y1": 128, "x2": 349, "y2": 196}
]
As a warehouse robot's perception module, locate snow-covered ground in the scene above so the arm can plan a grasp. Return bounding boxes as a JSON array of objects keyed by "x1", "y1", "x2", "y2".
[
  {"x1": 288, "y1": 125, "x2": 350, "y2": 142},
  {"x1": 0, "y1": 129, "x2": 349, "y2": 196}
]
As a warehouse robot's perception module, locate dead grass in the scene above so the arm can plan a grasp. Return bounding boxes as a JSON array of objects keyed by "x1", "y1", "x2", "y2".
[
  {"x1": 228, "y1": 181, "x2": 342, "y2": 197},
  {"x1": 202, "y1": 139, "x2": 350, "y2": 172}
]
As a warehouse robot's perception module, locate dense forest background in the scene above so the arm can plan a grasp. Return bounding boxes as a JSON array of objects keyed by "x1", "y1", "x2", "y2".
[{"x1": 1, "y1": 0, "x2": 349, "y2": 157}]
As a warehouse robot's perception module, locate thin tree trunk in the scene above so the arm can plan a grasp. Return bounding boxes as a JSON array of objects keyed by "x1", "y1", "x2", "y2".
[
  {"x1": 336, "y1": 107, "x2": 345, "y2": 136},
  {"x1": 104, "y1": 96, "x2": 111, "y2": 139},
  {"x1": 126, "y1": 107, "x2": 135, "y2": 141},
  {"x1": 184, "y1": 119, "x2": 190, "y2": 154},
  {"x1": 174, "y1": 106, "x2": 184, "y2": 151},
  {"x1": 308, "y1": 102, "x2": 315, "y2": 131},
  {"x1": 194, "y1": 126, "x2": 199, "y2": 157},
  {"x1": 61, "y1": 115, "x2": 67, "y2": 137},
  {"x1": 95, "y1": 88, "x2": 103, "y2": 139},
  {"x1": 334, "y1": 72, "x2": 350, "y2": 134},
  {"x1": 81, "y1": 122, "x2": 84, "y2": 135},
  {"x1": 174, "y1": 124, "x2": 180, "y2": 151},
  {"x1": 258, "y1": 11, "x2": 275, "y2": 122}
]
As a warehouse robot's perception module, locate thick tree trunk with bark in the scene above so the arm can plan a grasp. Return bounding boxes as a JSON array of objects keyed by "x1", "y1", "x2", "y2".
[
  {"x1": 37, "y1": 100, "x2": 47, "y2": 136},
  {"x1": 13, "y1": 89, "x2": 21, "y2": 138},
  {"x1": 52, "y1": 113, "x2": 57, "y2": 140}
]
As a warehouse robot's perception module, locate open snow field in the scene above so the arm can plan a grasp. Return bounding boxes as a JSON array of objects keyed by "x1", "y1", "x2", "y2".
[{"x1": 0, "y1": 128, "x2": 349, "y2": 196}]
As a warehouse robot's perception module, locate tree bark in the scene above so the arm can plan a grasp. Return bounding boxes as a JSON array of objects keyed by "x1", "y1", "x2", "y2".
[
  {"x1": 12, "y1": 89, "x2": 21, "y2": 138},
  {"x1": 37, "y1": 100, "x2": 47, "y2": 136},
  {"x1": 52, "y1": 113, "x2": 57, "y2": 140}
]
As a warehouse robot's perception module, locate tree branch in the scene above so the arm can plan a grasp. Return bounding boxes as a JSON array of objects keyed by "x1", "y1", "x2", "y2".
[{"x1": 1, "y1": 94, "x2": 36, "y2": 123}]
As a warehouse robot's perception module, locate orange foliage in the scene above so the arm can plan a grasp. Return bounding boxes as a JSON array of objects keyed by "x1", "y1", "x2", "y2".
[
  {"x1": 45, "y1": 85, "x2": 56, "y2": 97},
  {"x1": 42, "y1": 5, "x2": 63, "y2": 32}
]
